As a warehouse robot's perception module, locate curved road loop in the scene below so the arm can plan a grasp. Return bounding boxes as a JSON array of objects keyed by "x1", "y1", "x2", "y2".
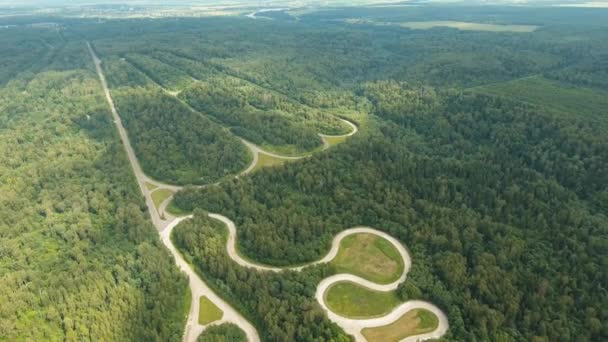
[
  {"x1": 88, "y1": 41, "x2": 446, "y2": 342},
  {"x1": 319, "y1": 118, "x2": 358, "y2": 149},
  {"x1": 211, "y1": 215, "x2": 449, "y2": 341}
]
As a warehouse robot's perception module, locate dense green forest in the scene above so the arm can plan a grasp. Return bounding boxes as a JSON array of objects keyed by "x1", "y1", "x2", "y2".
[
  {"x1": 197, "y1": 323, "x2": 247, "y2": 342},
  {"x1": 111, "y1": 86, "x2": 251, "y2": 185},
  {"x1": 43, "y1": 6, "x2": 604, "y2": 100},
  {"x1": 0, "y1": 41, "x2": 188, "y2": 340},
  {"x1": 112, "y1": 50, "x2": 349, "y2": 154},
  {"x1": 90, "y1": 37, "x2": 354, "y2": 153},
  {"x1": 174, "y1": 84, "x2": 607, "y2": 340},
  {"x1": 1, "y1": 4, "x2": 607, "y2": 342},
  {"x1": 0, "y1": 27, "x2": 64, "y2": 84},
  {"x1": 101, "y1": 55, "x2": 253, "y2": 185},
  {"x1": 103, "y1": 57, "x2": 152, "y2": 88}
]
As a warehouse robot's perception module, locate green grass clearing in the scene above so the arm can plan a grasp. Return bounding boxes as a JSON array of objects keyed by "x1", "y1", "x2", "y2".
[
  {"x1": 324, "y1": 282, "x2": 401, "y2": 318},
  {"x1": 151, "y1": 188, "x2": 174, "y2": 212},
  {"x1": 331, "y1": 233, "x2": 404, "y2": 284},
  {"x1": 473, "y1": 76, "x2": 608, "y2": 125},
  {"x1": 145, "y1": 182, "x2": 158, "y2": 191},
  {"x1": 251, "y1": 152, "x2": 295, "y2": 172},
  {"x1": 362, "y1": 308, "x2": 439, "y2": 342},
  {"x1": 198, "y1": 296, "x2": 223, "y2": 325},
  {"x1": 323, "y1": 135, "x2": 348, "y2": 147}
]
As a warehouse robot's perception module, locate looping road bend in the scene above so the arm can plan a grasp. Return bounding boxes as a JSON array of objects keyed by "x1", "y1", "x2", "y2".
[{"x1": 88, "y1": 42, "x2": 447, "y2": 342}]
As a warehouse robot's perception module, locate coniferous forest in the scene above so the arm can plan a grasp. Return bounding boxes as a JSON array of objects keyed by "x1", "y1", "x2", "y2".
[{"x1": 1, "y1": 3, "x2": 607, "y2": 342}]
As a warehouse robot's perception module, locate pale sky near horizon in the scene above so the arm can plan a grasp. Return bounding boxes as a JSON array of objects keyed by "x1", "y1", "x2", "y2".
[
  {"x1": 2, "y1": 0, "x2": 608, "y2": 8},
  {"x1": 1, "y1": 0, "x2": 606, "y2": 4}
]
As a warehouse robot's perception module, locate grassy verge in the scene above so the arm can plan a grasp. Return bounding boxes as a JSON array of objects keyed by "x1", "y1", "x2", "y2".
[
  {"x1": 198, "y1": 296, "x2": 223, "y2": 325},
  {"x1": 145, "y1": 182, "x2": 158, "y2": 191},
  {"x1": 324, "y1": 282, "x2": 400, "y2": 318},
  {"x1": 322, "y1": 135, "x2": 348, "y2": 147},
  {"x1": 181, "y1": 288, "x2": 192, "y2": 323},
  {"x1": 362, "y1": 309, "x2": 439, "y2": 342},
  {"x1": 330, "y1": 233, "x2": 404, "y2": 284},
  {"x1": 151, "y1": 188, "x2": 173, "y2": 211},
  {"x1": 361, "y1": 309, "x2": 439, "y2": 342}
]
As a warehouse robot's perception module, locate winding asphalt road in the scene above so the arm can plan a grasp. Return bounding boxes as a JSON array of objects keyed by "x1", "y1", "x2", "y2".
[
  {"x1": 210, "y1": 214, "x2": 449, "y2": 341},
  {"x1": 89, "y1": 41, "x2": 445, "y2": 341},
  {"x1": 161, "y1": 217, "x2": 260, "y2": 342}
]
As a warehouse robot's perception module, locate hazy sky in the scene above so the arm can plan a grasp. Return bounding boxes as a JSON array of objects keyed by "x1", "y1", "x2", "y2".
[
  {"x1": 1, "y1": 0, "x2": 606, "y2": 7},
  {"x1": 0, "y1": 0, "x2": 232, "y2": 6}
]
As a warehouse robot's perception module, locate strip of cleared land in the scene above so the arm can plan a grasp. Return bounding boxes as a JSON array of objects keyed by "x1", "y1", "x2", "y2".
[
  {"x1": 398, "y1": 21, "x2": 538, "y2": 32},
  {"x1": 345, "y1": 19, "x2": 538, "y2": 32},
  {"x1": 473, "y1": 76, "x2": 608, "y2": 124}
]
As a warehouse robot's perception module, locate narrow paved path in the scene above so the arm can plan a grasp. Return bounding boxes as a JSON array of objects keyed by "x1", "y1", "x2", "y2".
[{"x1": 87, "y1": 42, "x2": 260, "y2": 342}]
